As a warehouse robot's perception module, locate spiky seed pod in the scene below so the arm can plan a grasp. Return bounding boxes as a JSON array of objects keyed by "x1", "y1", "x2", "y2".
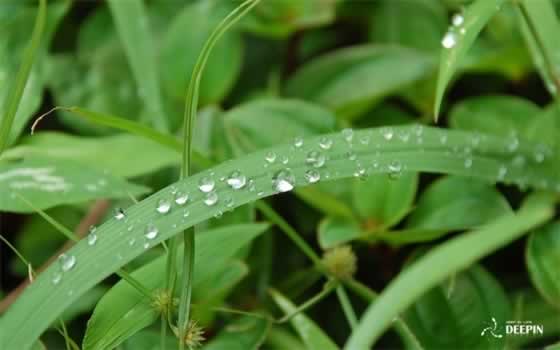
[{"x1": 322, "y1": 245, "x2": 357, "y2": 280}]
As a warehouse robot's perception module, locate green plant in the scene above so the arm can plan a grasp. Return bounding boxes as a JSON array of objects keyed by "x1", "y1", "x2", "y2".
[{"x1": 1, "y1": 0, "x2": 560, "y2": 349}]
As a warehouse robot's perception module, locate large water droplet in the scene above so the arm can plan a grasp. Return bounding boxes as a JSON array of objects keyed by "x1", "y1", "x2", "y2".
[
  {"x1": 382, "y1": 127, "x2": 394, "y2": 141},
  {"x1": 441, "y1": 31, "x2": 457, "y2": 49},
  {"x1": 451, "y1": 13, "x2": 464, "y2": 27},
  {"x1": 87, "y1": 226, "x2": 97, "y2": 246},
  {"x1": 305, "y1": 169, "x2": 321, "y2": 184},
  {"x1": 306, "y1": 151, "x2": 326, "y2": 168},
  {"x1": 226, "y1": 170, "x2": 247, "y2": 190},
  {"x1": 204, "y1": 191, "x2": 219, "y2": 206},
  {"x1": 319, "y1": 137, "x2": 333, "y2": 150},
  {"x1": 198, "y1": 176, "x2": 215, "y2": 193},
  {"x1": 265, "y1": 151, "x2": 276, "y2": 163},
  {"x1": 114, "y1": 208, "x2": 126, "y2": 220},
  {"x1": 58, "y1": 254, "x2": 76, "y2": 272},
  {"x1": 273, "y1": 169, "x2": 295, "y2": 192},
  {"x1": 156, "y1": 199, "x2": 171, "y2": 214},
  {"x1": 174, "y1": 191, "x2": 189, "y2": 205},
  {"x1": 294, "y1": 136, "x2": 304, "y2": 148},
  {"x1": 145, "y1": 224, "x2": 159, "y2": 240}
]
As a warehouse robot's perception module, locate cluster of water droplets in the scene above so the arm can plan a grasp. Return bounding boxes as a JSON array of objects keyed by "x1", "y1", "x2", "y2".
[{"x1": 441, "y1": 12, "x2": 465, "y2": 49}]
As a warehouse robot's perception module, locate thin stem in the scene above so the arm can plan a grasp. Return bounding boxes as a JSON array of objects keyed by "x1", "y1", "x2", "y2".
[
  {"x1": 0, "y1": 234, "x2": 31, "y2": 267},
  {"x1": 177, "y1": 229, "x2": 194, "y2": 350},
  {"x1": 115, "y1": 270, "x2": 153, "y2": 300},
  {"x1": 161, "y1": 315, "x2": 167, "y2": 350},
  {"x1": 336, "y1": 285, "x2": 358, "y2": 330},
  {"x1": 276, "y1": 280, "x2": 338, "y2": 323}
]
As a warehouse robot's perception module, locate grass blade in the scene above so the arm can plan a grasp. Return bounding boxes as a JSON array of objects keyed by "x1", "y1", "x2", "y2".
[
  {"x1": 344, "y1": 193, "x2": 555, "y2": 349},
  {"x1": 434, "y1": 0, "x2": 505, "y2": 120},
  {"x1": 0, "y1": 0, "x2": 46, "y2": 155},
  {"x1": 1, "y1": 125, "x2": 558, "y2": 349},
  {"x1": 107, "y1": 0, "x2": 168, "y2": 131}
]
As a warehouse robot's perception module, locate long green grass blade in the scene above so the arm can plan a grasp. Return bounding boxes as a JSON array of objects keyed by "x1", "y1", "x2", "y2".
[
  {"x1": 107, "y1": 0, "x2": 168, "y2": 131},
  {"x1": 434, "y1": 0, "x2": 505, "y2": 120},
  {"x1": 0, "y1": 0, "x2": 46, "y2": 155},
  {"x1": 1, "y1": 125, "x2": 558, "y2": 349},
  {"x1": 344, "y1": 193, "x2": 555, "y2": 349}
]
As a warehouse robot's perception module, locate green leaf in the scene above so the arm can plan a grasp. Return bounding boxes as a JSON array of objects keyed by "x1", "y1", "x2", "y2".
[
  {"x1": 405, "y1": 264, "x2": 510, "y2": 349},
  {"x1": 2, "y1": 125, "x2": 559, "y2": 349},
  {"x1": 434, "y1": 0, "x2": 506, "y2": 120},
  {"x1": 266, "y1": 327, "x2": 306, "y2": 350},
  {"x1": 352, "y1": 172, "x2": 418, "y2": 229},
  {"x1": 526, "y1": 221, "x2": 560, "y2": 308},
  {"x1": 82, "y1": 223, "x2": 269, "y2": 350},
  {"x1": 0, "y1": 0, "x2": 46, "y2": 154},
  {"x1": 407, "y1": 176, "x2": 512, "y2": 231},
  {"x1": 345, "y1": 193, "x2": 555, "y2": 349},
  {"x1": 0, "y1": 157, "x2": 148, "y2": 213},
  {"x1": 203, "y1": 316, "x2": 271, "y2": 350},
  {"x1": 160, "y1": 0, "x2": 243, "y2": 105},
  {"x1": 2, "y1": 132, "x2": 180, "y2": 178},
  {"x1": 271, "y1": 291, "x2": 338, "y2": 350},
  {"x1": 318, "y1": 216, "x2": 361, "y2": 249},
  {"x1": 107, "y1": 0, "x2": 168, "y2": 131},
  {"x1": 285, "y1": 45, "x2": 434, "y2": 119},
  {"x1": 369, "y1": 0, "x2": 447, "y2": 52},
  {"x1": 120, "y1": 330, "x2": 176, "y2": 350}
]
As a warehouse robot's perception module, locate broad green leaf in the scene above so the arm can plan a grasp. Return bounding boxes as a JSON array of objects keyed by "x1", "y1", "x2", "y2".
[
  {"x1": 407, "y1": 176, "x2": 512, "y2": 231},
  {"x1": 405, "y1": 264, "x2": 509, "y2": 349},
  {"x1": 526, "y1": 221, "x2": 560, "y2": 308},
  {"x1": 518, "y1": 0, "x2": 560, "y2": 96},
  {"x1": 160, "y1": 0, "x2": 243, "y2": 105},
  {"x1": 2, "y1": 132, "x2": 180, "y2": 178},
  {"x1": 82, "y1": 224, "x2": 269, "y2": 350},
  {"x1": 107, "y1": 0, "x2": 168, "y2": 131},
  {"x1": 271, "y1": 291, "x2": 338, "y2": 350},
  {"x1": 121, "y1": 330, "x2": 176, "y2": 350},
  {"x1": 241, "y1": 0, "x2": 337, "y2": 38},
  {"x1": 318, "y1": 216, "x2": 361, "y2": 249},
  {"x1": 203, "y1": 316, "x2": 270, "y2": 350},
  {"x1": 285, "y1": 45, "x2": 434, "y2": 119},
  {"x1": 59, "y1": 286, "x2": 106, "y2": 324},
  {"x1": 0, "y1": 0, "x2": 46, "y2": 154},
  {"x1": 3, "y1": 126, "x2": 560, "y2": 349},
  {"x1": 0, "y1": 158, "x2": 148, "y2": 213},
  {"x1": 526, "y1": 104, "x2": 560, "y2": 150},
  {"x1": 434, "y1": 0, "x2": 506, "y2": 119},
  {"x1": 352, "y1": 172, "x2": 418, "y2": 229},
  {"x1": 369, "y1": 0, "x2": 446, "y2": 52},
  {"x1": 345, "y1": 193, "x2": 554, "y2": 349},
  {"x1": 449, "y1": 95, "x2": 541, "y2": 137}
]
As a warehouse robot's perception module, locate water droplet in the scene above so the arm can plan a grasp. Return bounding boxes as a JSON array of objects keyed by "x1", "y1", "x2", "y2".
[
  {"x1": 114, "y1": 208, "x2": 126, "y2": 220},
  {"x1": 183, "y1": 209, "x2": 190, "y2": 218},
  {"x1": 145, "y1": 224, "x2": 159, "y2": 240},
  {"x1": 464, "y1": 157, "x2": 473, "y2": 168},
  {"x1": 305, "y1": 169, "x2": 321, "y2": 183},
  {"x1": 512, "y1": 155, "x2": 526, "y2": 168},
  {"x1": 87, "y1": 226, "x2": 97, "y2": 246},
  {"x1": 346, "y1": 151, "x2": 357, "y2": 161},
  {"x1": 214, "y1": 211, "x2": 223, "y2": 219},
  {"x1": 199, "y1": 176, "x2": 215, "y2": 193},
  {"x1": 294, "y1": 136, "x2": 304, "y2": 148},
  {"x1": 382, "y1": 128, "x2": 394, "y2": 141},
  {"x1": 342, "y1": 128, "x2": 353, "y2": 142},
  {"x1": 265, "y1": 151, "x2": 276, "y2": 163},
  {"x1": 281, "y1": 155, "x2": 289, "y2": 165},
  {"x1": 174, "y1": 191, "x2": 189, "y2": 205},
  {"x1": 128, "y1": 238, "x2": 136, "y2": 246},
  {"x1": 156, "y1": 199, "x2": 171, "y2": 214},
  {"x1": 204, "y1": 191, "x2": 219, "y2": 206},
  {"x1": 354, "y1": 164, "x2": 366, "y2": 178},
  {"x1": 144, "y1": 242, "x2": 150, "y2": 249},
  {"x1": 226, "y1": 170, "x2": 247, "y2": 189},
  {"x1": 451, "y1": 13, "x2": 464, "y2": 27},
  {"x1": 507, "y1": 137, "x2": 519, "y2": 152},
  {"x1": 319, "y1": 137, "x2": 333, "y2": 150},
  {"x1": 441, "y1": 31, "x2": 457, "y2": 49},
  {"x1": 398, "y1": 131, "x2": 410, "y2": 142},
  {"x1": 497, "y1": 165, "x2": 508, "y2": 181},
  {"x1": 52, "y1": 272, "x2": 62, "y2": 285},
  {"x1": 224, "y1": 196, "x2": 235, "y2": 208},
  {"x1": 459, "y1": 27, "x2": 466, "y2": 35},
  {"x1": 58, "y1": 254, "x2": 76, "y2": 272},
  {"x1": 306, "y1": 151, "x2": 326, "y2": 168},
  {"x1": 388, "y1": 161, "x2": 402, "y2": 179},
  {"x1": 273, "y1": 169, "x2": 295, "y2": 192},
  {"x1": 360, "y1": 134, "x2": 370, "y2": 145}
]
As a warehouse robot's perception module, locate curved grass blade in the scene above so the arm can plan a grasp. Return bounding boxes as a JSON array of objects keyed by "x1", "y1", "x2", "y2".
[
  {"x1": 107, "y1": 0, "x2": 168, "y2": 131},
  {"x1": 434, "y1": 0, "x2": 506, "y2": 120},
  {"x1": 344, "y1": 193, "x2": 555, "y2": 349},
  {"x1": 1, "y1": 125, "x2": 559, "y2": 349},
  {"x1": 0, "y1": 0, "x2": 46, "y2": 155}
]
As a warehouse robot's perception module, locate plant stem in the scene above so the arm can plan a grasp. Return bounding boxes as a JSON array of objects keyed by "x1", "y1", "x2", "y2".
[
  {"x1": 275, "y1": 280, "x2": 338, "y2": 323},
  {"x1": 336, "y1": 286, "x2": 358, "y2": 330}
]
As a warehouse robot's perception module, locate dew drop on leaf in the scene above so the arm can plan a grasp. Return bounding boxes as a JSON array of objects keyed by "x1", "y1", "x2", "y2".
[
  {"x1": 174, "y1": 191, "x2": 189, "y2": 205},
  {"x1": 52, "y1": 272, "x2": 62, "y2": 285},
  {"x1": 114, "y1": 208, "x2": 126, "y2": 220},
  {"x1": 441, "y1": 31, "x2": 457, "y2": 49},
  {"x1": 497, "y1": 165, "x2": 508, "y2": 181},
  {"x1": 464, "y1": 157, "x2": 473, "y2": 168},
  {"x1": 204, "y1": 191, "x2": 219, "y2": 206},
  {"x1": 273, "y1": 169, "x2": 295, "y2": 192},
  {"x1": 382, "y1": 127, "x2": 394, "y2": 140},
  {"x1": 451, "y1": 13, "x2": 464, "y2": 27},
  {"x1": 87, "y1": 226, "x2": 97, "y2": 246},
  {"x1": 305, "y1": 169, "x2": 321, "y2": 183},
  {"x1": 156, "y1": 199, "x2": 171, "y2": 214},
  {"x1": 388, "y1": 160, "x2": 402, "y2": 179},
  {"x1": 226, "y1": 170, "x2": 247, "y2": 190},
  {"x1": 145, "y1": 224, "x2": 159, "y2": 240},
  {"x1": 306, "y1": 151, "x2": 326, "y2": 168},
  {"x1": 265, "y1": 151, "x2": 276, "y2": 163},
  {"x1": 319, "y1": 137, "x2": 333, "y2": 150},
  {"x1": 294, "y1": 136, "x2": 304, "y2": 148},
  {"x1": 342, "y1": 128, "x2": 353, "y2": 142},
  {"x1": 58, "y1": 254, "x2": 76, "y2": 272},
  {"x1": 198, "y1": 176, "x2": 215, "y2": 193}
]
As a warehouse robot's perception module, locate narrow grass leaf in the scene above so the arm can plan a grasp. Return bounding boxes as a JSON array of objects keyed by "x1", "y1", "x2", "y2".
[
  {"x1": 0, "y1": 0, "x2": 46, "y2": 155},
  {"x1": 203, "y1": 316, "x2": 270, "y2": 350},
  {"x1": 345, "y1": 193, "x2": 555, "y2": 349},
  {"x1": 1, "y1": 126, "x2": 559, "y2": 349},
  {"x1": 434, "y1": 0, "x2": 506, "y2": 120},
  {"x1": 107, "y1": 0, "x2": 167, "y2": 131}
]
